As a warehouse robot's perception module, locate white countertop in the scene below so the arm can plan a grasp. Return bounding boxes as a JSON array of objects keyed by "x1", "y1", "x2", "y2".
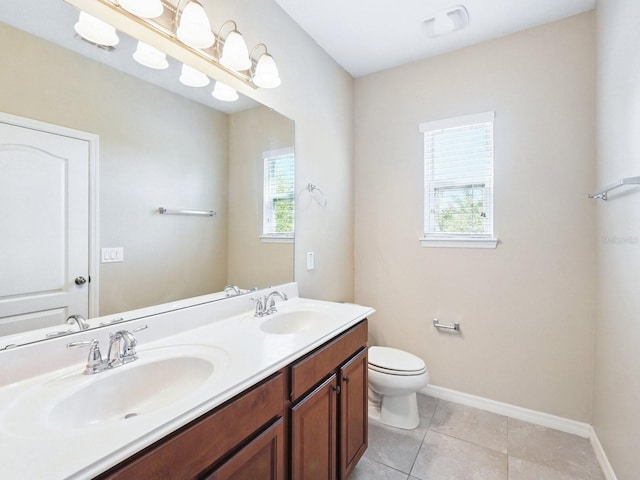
[{"x1": 0, "y1": 284, "x2": 374, "y2": 479}]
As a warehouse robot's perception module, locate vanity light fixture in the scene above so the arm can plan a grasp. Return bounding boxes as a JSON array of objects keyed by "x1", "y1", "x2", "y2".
[
  {"x1": 74, "y1": 11, "x2": 120, "y2": 46},
  {"x1": 117, "y1": 0, "x2": 163, "y2": 18},
  {"x1": 212, "y1": 81, "x2": 239, "y2": 102},
  {"x1": 179, "y1": 63, "x2": 210, "y2": 87},
  {"x1": 217, "y1": 21, "x2": 251, "y2": 72},
  {"x1": 65, "y1": 0, "x2": 281, "y2": 91},
  {"x1": 176, "y1": 0, "x2": 215, "y2": 49},
  {"x1": 423, "y1": 5, "x2": 470, "y2": 38},
  {"x1": 251, "y1": 44, "x2": 281, "y2": 88},
  {"x1": 133, "y1": 40, "x2": 169, "y2": 69}
]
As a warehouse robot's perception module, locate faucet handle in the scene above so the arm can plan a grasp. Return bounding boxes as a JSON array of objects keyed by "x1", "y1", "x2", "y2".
[{"x1": 67, "y1": 339, "x2": 107, "y2": 375}]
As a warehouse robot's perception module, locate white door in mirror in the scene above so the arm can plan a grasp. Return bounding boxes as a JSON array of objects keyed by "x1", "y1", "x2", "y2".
[{"x1": 0, "y1": 121, "x2": 89, "y2": 335}]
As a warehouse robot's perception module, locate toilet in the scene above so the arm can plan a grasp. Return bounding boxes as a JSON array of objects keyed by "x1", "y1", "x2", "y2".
[{"x1": 367, "y1": 346, "x2": 430, "y2": 430}]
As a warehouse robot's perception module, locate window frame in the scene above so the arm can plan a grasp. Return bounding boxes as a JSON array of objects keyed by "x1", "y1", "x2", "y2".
[
  {"x1": 261, "y1": 147, "x2": 295, "y2": 243},
  {"x1": 419, "y1": 112, "x2": 498, "y2": 249}
]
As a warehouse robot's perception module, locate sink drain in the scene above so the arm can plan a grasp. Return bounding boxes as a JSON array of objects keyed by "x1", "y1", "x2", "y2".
[{"x1": 123, "y1": 412, "x2": 139, "y2": 420}]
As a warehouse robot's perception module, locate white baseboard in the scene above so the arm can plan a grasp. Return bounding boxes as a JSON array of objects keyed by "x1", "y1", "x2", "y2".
[
  {"x1": 421, "y1": 385, "x2": 617, "y2": 480},
  {"x1": 421, "y1": 385, "x2": 591, "y2": 437},
  {"x1": 589, "y1": 426, "x2": 619, "y2": 480}
]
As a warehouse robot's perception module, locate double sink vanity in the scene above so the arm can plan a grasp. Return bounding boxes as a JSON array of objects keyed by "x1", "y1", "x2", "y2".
[{"x1": 0, "y1": 283, "x2": 374, "y2": 479}]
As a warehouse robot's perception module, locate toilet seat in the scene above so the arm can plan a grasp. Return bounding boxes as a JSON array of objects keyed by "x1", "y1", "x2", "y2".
[{"x1": 368, "y1": 346, "x2": 426, "y2": 376}]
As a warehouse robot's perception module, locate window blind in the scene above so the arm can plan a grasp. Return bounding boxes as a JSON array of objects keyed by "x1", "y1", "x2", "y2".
[
  {"x1": 420, "y1": 112, "x2": 494, "y2": 237},
  {"x1": 263, "y1": 148, "x2": 295, "y2": 236}
]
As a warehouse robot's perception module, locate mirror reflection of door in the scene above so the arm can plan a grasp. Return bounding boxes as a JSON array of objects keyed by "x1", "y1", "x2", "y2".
[{"x1": 0, "y1": 117, "x2": 90, "y2": 336}]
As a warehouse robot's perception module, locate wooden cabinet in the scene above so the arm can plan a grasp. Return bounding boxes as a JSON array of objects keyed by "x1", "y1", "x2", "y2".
[
  {"x1": 291, "y1": 375, "x2": 338, "y2": 480},
  {"x1": 339, "y1": 348, "x2": 368, "y2": 479},
  {"x1": 290, "y1": 321, "x2": 368, "y2": 480},
  {"x1": 94, "y1": 320, "x2": 368, "y2": 480},
  {"x1": 97, "y1": 372, "x2": 286, "y2": 480}
]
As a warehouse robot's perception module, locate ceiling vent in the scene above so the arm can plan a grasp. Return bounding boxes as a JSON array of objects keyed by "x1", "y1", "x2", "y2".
[{"x1": 423, "y1": 5, "x2": 470, "y2": 38}]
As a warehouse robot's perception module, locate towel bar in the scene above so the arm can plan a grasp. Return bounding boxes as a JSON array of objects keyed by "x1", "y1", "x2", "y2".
[{"x1": 433, "y1": 318, "x2": 460, "y2": 332}]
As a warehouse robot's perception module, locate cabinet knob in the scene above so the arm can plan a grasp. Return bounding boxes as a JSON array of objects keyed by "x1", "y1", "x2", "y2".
[
  {"x1": 332, "y1": 385, "x2": 341, "y2": 394},
  {"x1": 342, "y1": 376, "x2": 350, "y2": 383}
]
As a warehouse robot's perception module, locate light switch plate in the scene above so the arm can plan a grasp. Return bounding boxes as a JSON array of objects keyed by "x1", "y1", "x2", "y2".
[
  {"x1": 101, "y1": 247, "x2": 124, "y2": 263},
  {"x1": 306, "y1": 251, "x2": 315, "y2": 270}
]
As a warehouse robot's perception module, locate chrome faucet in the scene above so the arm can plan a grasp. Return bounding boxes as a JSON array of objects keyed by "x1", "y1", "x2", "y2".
[
  {"x1": 224, "y1": 284, "x2": 242, "y2": 297},
  {"x1": 66, "y1": 314, "x2": 90, "y2": 331},
  {"x1": 108, "y1": 330, "x2": 139, "y2": 367},
  {"x1": 66, "y1": 325, "x2": 147, "y2": 374},
  {"x1": 254, "y1": 291, "x2": 288, "y2": 317}
]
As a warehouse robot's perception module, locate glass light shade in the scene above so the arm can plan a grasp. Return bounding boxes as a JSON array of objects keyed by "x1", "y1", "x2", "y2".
[
  {"x1": 133, "y1": 41, "x2": 169, "y2": 69},
  {"x1": 177, "y1": 1, "x2": 215, "y2": 49},
  {"x1": 253, "y1": 53, "x2": 281, "y2": 88},
  {"x1": 211, "y1": 81, "x2": 239, "y2": 102},
  {"x1": 179, "y1": 64, "x2": 210, "y2": 87},
  {"x1": 220, "y1": 30, "x2": 251, "y2": 71},
  {"x1": 74, "y1": 11, "x2": 119, "y2": 47},
  {"x1": 118, "y1": 0, "x2": 163, "y2": 18}
]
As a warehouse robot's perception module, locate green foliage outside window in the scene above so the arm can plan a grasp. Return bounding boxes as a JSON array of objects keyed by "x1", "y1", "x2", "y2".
[{"x1": 435, "y1": 186, "x2": 485, "y2": 234}]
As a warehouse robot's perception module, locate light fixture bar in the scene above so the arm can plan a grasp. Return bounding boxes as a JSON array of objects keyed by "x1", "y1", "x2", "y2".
[{"x1": 64, "y1": 0, "x2": 258, "y2": 89}]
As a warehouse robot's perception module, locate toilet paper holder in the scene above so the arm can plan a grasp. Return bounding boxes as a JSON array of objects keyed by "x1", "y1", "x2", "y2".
[{"x1": 433, "y1": 318, "x2": 460, "y2": 332}]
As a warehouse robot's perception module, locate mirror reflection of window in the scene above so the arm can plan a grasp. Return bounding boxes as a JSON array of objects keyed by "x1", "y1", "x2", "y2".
[{"x1": 262, "y1": 148, "x2": 295, "y2": 240}]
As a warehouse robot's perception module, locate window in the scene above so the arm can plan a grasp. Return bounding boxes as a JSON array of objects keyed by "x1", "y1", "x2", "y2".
[
  {"x1": 419, "y1": 112, "x2": 498, "y2": 248},
  {"x1": 262, "y1": 148, "x2": 294, "y2": 242}
]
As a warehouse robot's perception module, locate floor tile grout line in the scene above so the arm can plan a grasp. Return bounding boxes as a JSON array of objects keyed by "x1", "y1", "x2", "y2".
[
  {"x1": 365, "y1": 456, "x2": 416, "y2": 478},
  {"x1": 406, "y1": 397, "x2": 440, "y2": 476}
]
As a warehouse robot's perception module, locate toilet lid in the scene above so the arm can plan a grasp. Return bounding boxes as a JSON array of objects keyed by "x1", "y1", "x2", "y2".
[{"x1": 368, "y1": 346, "x2": 425, "y2": 373}]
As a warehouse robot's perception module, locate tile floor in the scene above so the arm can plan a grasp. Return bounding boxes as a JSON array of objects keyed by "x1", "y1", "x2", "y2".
[{"x1": 349, "y1": 394, "x2": 605, "y2": 480}]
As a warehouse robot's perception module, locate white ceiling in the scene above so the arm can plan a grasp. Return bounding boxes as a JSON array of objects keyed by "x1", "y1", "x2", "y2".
[{"x1": 274, "y1": 0, "x2": 597, "y2": 77}]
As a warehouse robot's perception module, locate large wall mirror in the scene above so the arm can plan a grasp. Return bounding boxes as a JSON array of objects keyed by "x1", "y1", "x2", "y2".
[{"x1": 0, "y1": 1, "x2": 295, "y2": 347}]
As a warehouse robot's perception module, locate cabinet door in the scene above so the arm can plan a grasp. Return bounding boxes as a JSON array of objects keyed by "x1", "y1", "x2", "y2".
[
  {"x1": 339, "y1": 348, "x2": 368, "y2": 479},
  {"x1": 291, "y1": 375, "x2": 338, "y2": 480},
  {"x1": 205, "y1": 418, "x2": 285, "y2": 480}
]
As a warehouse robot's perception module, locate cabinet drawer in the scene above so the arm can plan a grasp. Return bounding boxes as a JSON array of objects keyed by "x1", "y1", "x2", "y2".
[
  {"x1": 204, "y1": 418, "x2": 285, "y2": 480},
  {"x1": 290, "y1": 320, "x2": 367, "y2": 402},
  {"x1": 100, "y1": 372, "x2": 285, "y2": 479}
]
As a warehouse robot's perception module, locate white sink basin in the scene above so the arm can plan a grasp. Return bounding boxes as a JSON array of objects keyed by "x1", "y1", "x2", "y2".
[
  {"x1": 49, "y1": 356, "x2": 214, "y2": 428},
  {"x1": 260, "y1": 310, "x2": 333, "y2": 334},
  {"x1": 1, "y1": 344, "x2": 229, "y2": 434}
]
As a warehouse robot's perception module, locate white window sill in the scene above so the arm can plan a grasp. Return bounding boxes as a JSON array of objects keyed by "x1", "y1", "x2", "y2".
[
  {"x1": 420, "y1": 236, "x2": 499, "y2": 249},
  {"x1": 260, "y1": 235, "x2": 294, "y2": 244}
]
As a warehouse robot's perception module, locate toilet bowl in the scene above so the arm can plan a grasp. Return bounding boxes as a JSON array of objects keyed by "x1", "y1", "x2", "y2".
[{"x1": 368, "y1": 346, "x2": 429, "y2": 430}]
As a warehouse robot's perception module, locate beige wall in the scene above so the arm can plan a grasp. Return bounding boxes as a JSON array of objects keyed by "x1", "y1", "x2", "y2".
[
  {"x1": 228, "y1": 106, "x2": 295, "y2": 288},
  {"x1": 203, "y1": 0, "x2": 356, "y2": 302},
  {"x1": 593, "y1": 0, "x2": 640, "y2": 478},
  {"x1": 0, "y1": 23, "x2": 229, "y2": 315},
  {"x1": 354, "y1": 13, "x2": 596, "y2": 421}
]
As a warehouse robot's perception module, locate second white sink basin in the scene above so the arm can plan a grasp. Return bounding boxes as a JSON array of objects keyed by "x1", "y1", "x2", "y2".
[{"x1": 260, "y1": 310, "x2": 333, "y2": 334}]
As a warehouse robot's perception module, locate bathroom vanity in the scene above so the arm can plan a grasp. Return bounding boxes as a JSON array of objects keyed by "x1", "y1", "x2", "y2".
[{"x1": 0, "y1": 283, "x2": 373, "y2": 480}]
